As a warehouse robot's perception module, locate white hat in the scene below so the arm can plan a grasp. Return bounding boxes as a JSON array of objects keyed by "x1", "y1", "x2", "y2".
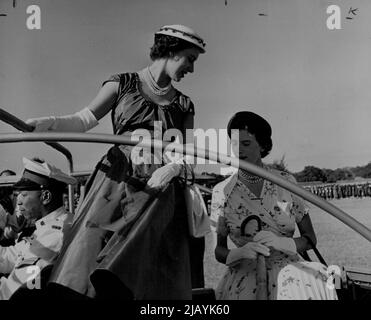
[
  {"x1": 13, "y1": 158, "x2": 76, "y2": 190},
  {"x1": 155, "y1": 24, "x2": 206, "y2": 53}
]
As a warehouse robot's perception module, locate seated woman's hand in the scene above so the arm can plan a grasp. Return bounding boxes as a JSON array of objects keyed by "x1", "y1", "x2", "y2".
[
  {"x1": 253, "y1": 230, "x2": 297, "y2": 255},
  {"x1": 240, "y1": 242, "x2": 270, "y2": 259},
  {"x1": 146, "y1": 163, "x2": 182, "y2": 189},
  {"x1": 226, "y1": 242, "x2": 270, "y2": 266}
]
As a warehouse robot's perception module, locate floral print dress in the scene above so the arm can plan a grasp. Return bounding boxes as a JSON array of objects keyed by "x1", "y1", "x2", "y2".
[{"x1": 211, "y1": 168, "x2": 337, "y2": 300}]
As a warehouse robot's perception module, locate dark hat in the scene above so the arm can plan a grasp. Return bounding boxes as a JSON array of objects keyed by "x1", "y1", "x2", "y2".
[
  {"x1": 227, "y1": 111, "x2": 272, "y2": 138},
  {"x1": 13, "y1": 158, "x2": 76, "y2": 191}
]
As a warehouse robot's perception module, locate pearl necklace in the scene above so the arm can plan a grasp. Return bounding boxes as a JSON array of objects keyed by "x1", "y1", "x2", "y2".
[
  {"x1": 142, "y1": 67, "x2": 172, "y2": 96},
  {"x1": 238, "y1": 169, "x2": 263, "y2": 184}
]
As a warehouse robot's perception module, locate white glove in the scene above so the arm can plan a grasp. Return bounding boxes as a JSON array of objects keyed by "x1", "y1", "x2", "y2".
[
  {"x1": 146, "y1": 163, "x2": 182, "y2": 189},
  {"x1": 254, "y1": 230, "x2": 297, "y2": 255},
  {"x1": 3, "y1": 226, "x2": 17, "y2": 240},
  {"x1": 226, "y1": 242, "x2": 270, "y2": 267},
  {"x1": 26, "y1": 107, "x2": 98, "y2": 132}
]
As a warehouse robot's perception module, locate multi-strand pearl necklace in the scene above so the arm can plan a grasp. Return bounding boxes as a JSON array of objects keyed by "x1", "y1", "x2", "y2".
[
  {"x1": 238, "y1": 169, "x2": 263, "y2": 184},
  {"x1": 142, "y1": 67, "x2": 172, "y2": 96}
]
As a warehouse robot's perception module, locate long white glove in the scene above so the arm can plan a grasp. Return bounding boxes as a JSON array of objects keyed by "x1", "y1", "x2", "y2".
[
  {"x1": 163, "y1": 141, "x2": 196, "y2": 178},
  {"x1": 146, "y1": 162, "x2": 182, "y2": 189},
  {"x1": 26, "y1": 107, "x2": 98, "y2": 132},
  {"x1": 147, "y1": 141, "x2": 195, "y2": 189},
  {"x1": 254, "y1": 230, "x2": 297, "y2": 255},
  {"x1": 226, "y1": 242, "x2": 270, "y2": 267}
]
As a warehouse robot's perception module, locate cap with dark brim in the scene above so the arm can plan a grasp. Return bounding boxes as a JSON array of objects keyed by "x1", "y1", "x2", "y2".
[
  {"x1": 23, "y1": 169, "x2": 51, "y2": 187},
  {"x1": 13, "y1": 177, "x2": 67, "y2": 191},
  {"x1": 13, "y1": 178, "x2": 43, "y2": 191}
]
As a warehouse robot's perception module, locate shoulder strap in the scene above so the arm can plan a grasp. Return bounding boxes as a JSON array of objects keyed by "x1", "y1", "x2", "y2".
[{"x1": 300, "y1": 234, "x2": 328, "y2": 266}]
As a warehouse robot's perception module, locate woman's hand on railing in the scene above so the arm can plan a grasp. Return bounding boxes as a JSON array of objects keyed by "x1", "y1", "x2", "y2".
[{"x1": 26, "y1": 116, "x2": 54, "y2": 132}]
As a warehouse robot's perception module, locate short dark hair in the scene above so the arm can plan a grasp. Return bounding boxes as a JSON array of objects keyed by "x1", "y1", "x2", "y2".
[
  {"x1": 227, "y1": 111, "x2": 273, "y2": 159},
  {"x1": 46, "y1": 187, "x2": 65, "y2": 207},
  {"x1": 150, "y1": 34, "x2": 200, "y2": 60}
]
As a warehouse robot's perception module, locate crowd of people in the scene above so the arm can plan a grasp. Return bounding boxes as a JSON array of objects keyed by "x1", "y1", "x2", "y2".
[
  {"x1": 0, "y1": 24, "x2": 343, "y2": 300},
  {"x1": 303, "y1": 182, "x2": 371, "y2": 200}
]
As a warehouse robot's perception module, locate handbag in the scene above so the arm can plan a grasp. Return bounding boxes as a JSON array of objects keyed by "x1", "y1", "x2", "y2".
[
  {"x1": 184, "y1": 184, "x2": 211, "y2": 238},
  {"x1": 180, "y1": 159, "x2": 211, "y2": 238}
]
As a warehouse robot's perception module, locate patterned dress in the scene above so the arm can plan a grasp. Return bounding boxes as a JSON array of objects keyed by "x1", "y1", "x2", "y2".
[
  {"x1": 211, "y1": 168, "x2": 337, "y2": 300},
  {"x1": 48, "y1": 73, "x2": 197, "y2": 299}
]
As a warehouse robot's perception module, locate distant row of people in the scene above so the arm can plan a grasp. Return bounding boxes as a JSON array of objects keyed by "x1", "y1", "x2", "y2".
[{"x1": 303, "y1": 183, "x2": 371, "y2": 200}]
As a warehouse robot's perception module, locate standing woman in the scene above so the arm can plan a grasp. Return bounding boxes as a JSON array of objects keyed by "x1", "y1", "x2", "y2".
[
  {"x1": 26, "y1": 25, "x2": 206, "y2": 299},
  {"x1": 211, "y1": 111, "x2": 337, "y2": 300}
]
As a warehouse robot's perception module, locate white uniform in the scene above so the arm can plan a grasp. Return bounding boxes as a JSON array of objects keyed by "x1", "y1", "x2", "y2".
[{"x1": 0, "y1": 207, "x2": 72, "y2": 299}]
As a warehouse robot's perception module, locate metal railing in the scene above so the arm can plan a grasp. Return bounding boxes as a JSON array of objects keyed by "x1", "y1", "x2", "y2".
[
  {"x1": 0, "y1": 131, "x2": 369, "y2": 243},
  {"x1": 0, "y1": 108, "x2": 75, "y2": 213}
]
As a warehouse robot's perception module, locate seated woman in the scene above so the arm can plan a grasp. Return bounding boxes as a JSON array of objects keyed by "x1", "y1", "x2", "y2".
[{"x1": 211, "y1": 111, "x2": 337, "y2": 300}]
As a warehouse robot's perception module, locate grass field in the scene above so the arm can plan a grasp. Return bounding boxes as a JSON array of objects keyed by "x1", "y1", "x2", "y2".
[{"x1": 203, "y1": 197, "x2": 371, "y2": 289}]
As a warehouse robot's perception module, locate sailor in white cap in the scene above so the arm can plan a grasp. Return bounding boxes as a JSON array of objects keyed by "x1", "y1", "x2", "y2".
[{"x1": 0, "y1": 157, "x2": 76, "y2": 300}]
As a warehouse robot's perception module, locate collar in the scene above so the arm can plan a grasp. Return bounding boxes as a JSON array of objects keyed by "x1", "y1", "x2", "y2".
[
  {"x1": 215, "y1": 164, "x2": 273, "y2": 203},
  {"x1": 212, "y1": 171, "x2": 238, "y2": 207},
  {"x1": 35, "y1": 207, "x2": 68, "y2": 229}
]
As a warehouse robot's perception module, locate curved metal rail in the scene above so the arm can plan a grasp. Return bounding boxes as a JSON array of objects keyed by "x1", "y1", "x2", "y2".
[
  {"x1": 0, "y1": 108, "x2": 74, "y2": 173},
  {"x1": 0, "y1": 108, "x2": 75, "y2": 213},
  {"x1": 0, "y1": 131, "x2": 370, "y2": 243}
]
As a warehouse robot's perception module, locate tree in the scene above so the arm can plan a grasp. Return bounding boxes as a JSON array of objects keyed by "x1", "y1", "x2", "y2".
[
  {"x1": 267, "y1": 155, "x2": 291, "y2": 174},
  {"x1": 294, "y1": 166, "x2": 327, "y2": 182},
  {"x1": 352, "y1": 162, "x2": 371, "y2": 178},
  {"x1": 326, "y1": 168, "x2": 354, "y2": 182}
]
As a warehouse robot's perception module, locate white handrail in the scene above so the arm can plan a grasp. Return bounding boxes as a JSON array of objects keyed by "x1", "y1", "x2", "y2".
[{"x1": 0, "y1": 131, "x2": 370, "y2": 243}]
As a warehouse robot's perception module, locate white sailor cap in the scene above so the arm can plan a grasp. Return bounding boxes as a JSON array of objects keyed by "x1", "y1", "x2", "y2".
[
  {"x1": 155, "y1": 24, "x2": 206, "y2": 53},
  {"x1": 13, "y1": 157, "x2": 76, "y2": 191}
]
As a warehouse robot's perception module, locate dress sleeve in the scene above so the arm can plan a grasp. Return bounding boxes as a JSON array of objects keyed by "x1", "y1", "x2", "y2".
[
  {"x1": 102, "y1": 73, "x2": 132, "y2": 99},
  {"x1": 285, "y1": 173, "x2": 310, "y2": 223},
  {"x1": 102, "y1": 74, "x2": 121, "y2": 87}
]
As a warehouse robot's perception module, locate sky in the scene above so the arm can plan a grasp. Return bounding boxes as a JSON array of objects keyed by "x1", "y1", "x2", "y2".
[{"x1": 1, "y1": 0, "x2": 371, "y2": 175}]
